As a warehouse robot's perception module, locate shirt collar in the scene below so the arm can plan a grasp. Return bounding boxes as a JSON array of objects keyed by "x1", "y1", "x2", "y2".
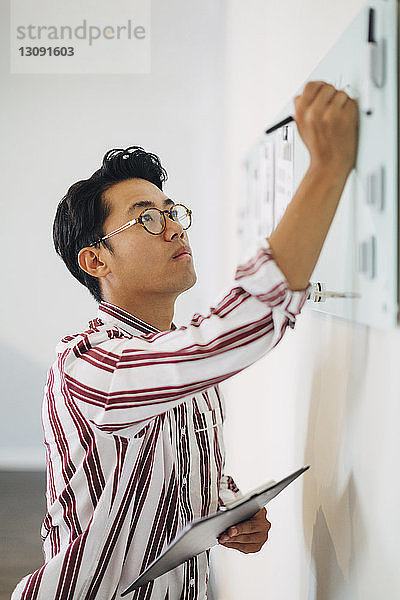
[{"x1": 96, "y1": 301, "x2": 176, "y2": 336}]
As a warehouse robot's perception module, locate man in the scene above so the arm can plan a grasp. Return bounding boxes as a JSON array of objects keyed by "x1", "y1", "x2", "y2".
[{"x1": 12, "y1": 81, "x2": 358, "y2": 600}]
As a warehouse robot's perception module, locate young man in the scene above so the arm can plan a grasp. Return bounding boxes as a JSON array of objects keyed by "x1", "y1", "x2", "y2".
[{"x1": 12, "y1": 81, "x2": 358, "y2": 600}]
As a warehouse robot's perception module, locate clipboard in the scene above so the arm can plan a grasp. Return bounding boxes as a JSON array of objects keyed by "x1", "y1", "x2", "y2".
[{"x1": 122, "y1": 465, "x2": 310, "y2": 595}]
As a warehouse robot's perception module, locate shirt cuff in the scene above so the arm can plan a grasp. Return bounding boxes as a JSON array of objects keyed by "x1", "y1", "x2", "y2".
[
  {"x1": 235, "y1": 237, "x2": 311, "y2": 329},
  {"x1": 218, "y1": 474, "x2": 244, "y2": 508}
]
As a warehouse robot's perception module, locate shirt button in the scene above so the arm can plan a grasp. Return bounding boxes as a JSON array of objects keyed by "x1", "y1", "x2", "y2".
[{"x1": 189, "y1": 579, "x2": 195, "y2": 587}]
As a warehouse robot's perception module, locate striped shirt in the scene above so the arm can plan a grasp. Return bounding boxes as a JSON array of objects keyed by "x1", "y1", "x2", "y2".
[{"x1": 12, "y1": 239, "x2": 308, "y2": 600}]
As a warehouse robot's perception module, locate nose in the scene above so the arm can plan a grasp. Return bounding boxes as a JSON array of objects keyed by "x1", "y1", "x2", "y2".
[{"x1": 163, "y1": 213, "x2": 185, "y2": 241}]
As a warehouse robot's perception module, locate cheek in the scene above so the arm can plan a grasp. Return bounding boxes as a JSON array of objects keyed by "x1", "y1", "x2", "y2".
[
  {"x1": 118, "y1": 233, "x2": 147, "y2": 259},
  {"x1": 118, "y1": 238, "x2": 164, "y2": 276}
]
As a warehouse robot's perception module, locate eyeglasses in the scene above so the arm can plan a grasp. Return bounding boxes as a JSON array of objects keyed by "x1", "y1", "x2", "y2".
[{"x1": 90, "y1": 203, "x2": 192, "y2": 247}]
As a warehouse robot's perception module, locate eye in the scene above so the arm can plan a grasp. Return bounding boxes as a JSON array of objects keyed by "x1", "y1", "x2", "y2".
[{"x1": 142, "y1": 212, "x2": 155, "y2": 222}]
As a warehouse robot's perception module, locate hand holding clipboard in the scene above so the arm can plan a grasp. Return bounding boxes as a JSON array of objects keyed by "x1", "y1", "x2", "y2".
[{"x1": 122, "y1": 465, "x2": 310, "y2": 595}]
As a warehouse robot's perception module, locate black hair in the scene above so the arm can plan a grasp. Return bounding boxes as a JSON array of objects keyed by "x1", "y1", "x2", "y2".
[{"x1": 53, "y1": 146, "x2": 168, "y2": 303}]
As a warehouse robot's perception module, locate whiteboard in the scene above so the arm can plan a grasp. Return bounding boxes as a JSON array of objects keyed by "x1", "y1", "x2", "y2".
[{"x1": 239, "y1": 0, "x2": 398, "y2": 329}]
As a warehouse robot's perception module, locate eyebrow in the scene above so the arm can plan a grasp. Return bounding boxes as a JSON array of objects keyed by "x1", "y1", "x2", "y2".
[{"x1": 126, "y1": 197, "x2": 174, "y2": 215}]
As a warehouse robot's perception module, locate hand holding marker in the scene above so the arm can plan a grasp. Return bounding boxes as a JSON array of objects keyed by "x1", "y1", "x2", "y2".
[{"x1": 265, "y1": 83, "x2": 359, "y2": 136}]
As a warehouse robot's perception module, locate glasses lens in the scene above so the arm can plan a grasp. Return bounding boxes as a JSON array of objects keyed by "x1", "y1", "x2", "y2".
[
  {"x1": 170, "y1": 204, "x2": 191, "y2": 230},
  {"x1": 140, "y1": 205, "x2": 192, "y2": 234},
  {"x1": 141, "y1": 208, "x2": 165, "y2": 234}
]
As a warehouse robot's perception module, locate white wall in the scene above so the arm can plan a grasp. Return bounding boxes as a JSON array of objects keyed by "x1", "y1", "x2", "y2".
[
  {"x1": 0, "y1": 0, "x2": 226, "y2": 468},
  {"x1": 213, "y1": 1, "x2": 400, "y2": 599}
]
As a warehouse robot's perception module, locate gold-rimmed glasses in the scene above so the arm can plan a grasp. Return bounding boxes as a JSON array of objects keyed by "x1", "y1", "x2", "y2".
[{"x1": 90, "y1": 203, "x2": 192, "y2": 247}]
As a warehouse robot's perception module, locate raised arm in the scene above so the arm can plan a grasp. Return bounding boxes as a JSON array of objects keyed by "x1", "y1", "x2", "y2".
[
  {"x1": 62, "y1": 241, "x2": 308, "y2": 437},
  {"x1": 62, "y1": 81, "x2": 359, "y2": 437}
]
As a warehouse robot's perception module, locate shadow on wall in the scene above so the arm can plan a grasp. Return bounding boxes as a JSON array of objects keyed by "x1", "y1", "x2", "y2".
[
  {"x1": 301, "y1": 320, "x2": 369, "y2": 598},
  {"x1": 0, "y1": 339, "x2": 47, "y2": 467}
]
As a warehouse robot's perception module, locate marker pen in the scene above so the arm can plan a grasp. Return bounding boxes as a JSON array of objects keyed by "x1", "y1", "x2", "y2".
[{"x1": 363, "y1": 7, "x2": 376, "y2": 116}]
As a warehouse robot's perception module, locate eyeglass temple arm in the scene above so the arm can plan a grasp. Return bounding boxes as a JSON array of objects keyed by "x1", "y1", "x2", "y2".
[{"x1": 100, "y1": 218, "x2": 138, "y2": 242}]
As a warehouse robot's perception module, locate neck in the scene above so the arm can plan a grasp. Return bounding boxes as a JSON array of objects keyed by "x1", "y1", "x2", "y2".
[{"x1": 104, "y1": 291, "x2": 177, "y2": 331}]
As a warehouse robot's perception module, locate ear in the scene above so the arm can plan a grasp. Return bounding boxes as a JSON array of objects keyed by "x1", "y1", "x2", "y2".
[{"x1": 77, "y1": 246, "x2": 111, "y2": 279}]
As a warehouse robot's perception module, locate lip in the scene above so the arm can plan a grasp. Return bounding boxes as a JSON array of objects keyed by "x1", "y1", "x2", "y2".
[
  {"x1": 173, "y1": 252, "x2": 191, "y2": 260},
  {"x1": 172, "y1": 247, "x2": 192, "y2": 259}
]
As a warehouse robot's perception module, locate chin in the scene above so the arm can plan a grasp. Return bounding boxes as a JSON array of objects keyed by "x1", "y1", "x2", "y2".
[
  {"x1": 180, "y1": 270, "x2": 197, "y2": 293},
  {"x1": 190, "y1": 269, "x2": 197, "y2": 287}
]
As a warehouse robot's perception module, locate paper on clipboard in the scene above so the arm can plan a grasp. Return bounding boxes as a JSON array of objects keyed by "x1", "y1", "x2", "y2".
[{"x1": 121, "y1": 465, "x2": 310, "y2": 596}]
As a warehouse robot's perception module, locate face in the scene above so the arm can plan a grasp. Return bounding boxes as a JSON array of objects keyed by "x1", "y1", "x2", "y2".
[{"x1": 96, "y1": 178, "x2": 197, "y2": 301}]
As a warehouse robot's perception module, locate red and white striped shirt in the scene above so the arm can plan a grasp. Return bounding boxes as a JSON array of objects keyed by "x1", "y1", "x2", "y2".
[{"x1": 12, "y1": 239, "x2": 308, "y2": 600}]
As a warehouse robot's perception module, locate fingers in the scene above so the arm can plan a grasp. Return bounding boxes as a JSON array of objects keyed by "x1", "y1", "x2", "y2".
[
  {"x1": 299, "y1": 80, "x2": 326, "y2": 105},
  {"x1": 294, "y1": 81, "x2": 353, "y2": 119},
  {"x1": 218, "y1": 508, "x2": 271, "y2": 546},
  {"x1": 227, "y1": 519, "x2": 259, "y2": 536},
  {"x1": 306, "y1": 85, "x2": 338, "y2": 121},
  {"x1": 227, "y1": 509, "x2": 268, "y2": 536},
  {"x1": 295, "y1": 82, "x2": 334, "y2": 119},
  {"x1": 223, "y1": 531, "x2": 268, "y2": 544},
  {"x1": 326, "y1": 89, "x2": 350, "y2": 109},
  {"x1": 324, "y1": 90, "x2": 359, "y2": 131},
  {"x1": 218, "y1": 509, "x2": 271, "y2": 553},
  {"x1": 219, "y1": 541, "x2": 263, "y2": 554}
]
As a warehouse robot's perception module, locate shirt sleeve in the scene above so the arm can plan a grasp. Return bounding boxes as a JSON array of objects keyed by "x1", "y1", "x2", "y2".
[
  {"x1": 218, "y1": 474, "x2": 244, "y2": 507},
  {"x1": 62, "y1": 239, "x2": 309, "y2": 436}
]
